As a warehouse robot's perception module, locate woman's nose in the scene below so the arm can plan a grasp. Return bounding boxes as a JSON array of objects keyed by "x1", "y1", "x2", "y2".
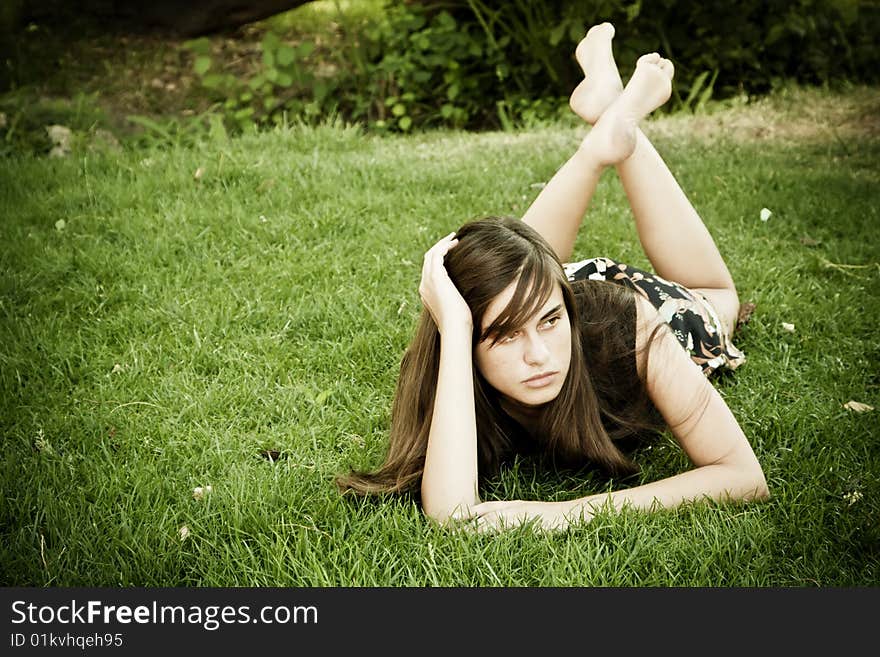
[{"x1": 523, "y1": 334, "x2": 549, "y2": 365}]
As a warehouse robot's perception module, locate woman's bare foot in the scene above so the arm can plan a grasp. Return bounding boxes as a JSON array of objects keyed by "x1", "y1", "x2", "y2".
[
  {"x1": 580, "y1": 53, "x2": 674, "y2": 166},
  {"x1": 569, "y1": 23, "x2": 623, "y2": 125}
]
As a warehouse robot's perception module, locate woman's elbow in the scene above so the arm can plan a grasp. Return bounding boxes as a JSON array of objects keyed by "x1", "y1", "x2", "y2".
[
  {"x1": 421, "y1": 496, "x2": 477, "y2": 526},
  {"x1": 742, "y1": 463, "x2": 770, "y2": 502}
]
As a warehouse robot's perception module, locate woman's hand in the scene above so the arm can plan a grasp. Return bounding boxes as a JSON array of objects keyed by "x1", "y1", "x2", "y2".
[
  {"x1": 419, "y1": 232, "x2": 472, "y2": 335},
  {"x1": 467, "y1": 499, "x2": 590, "y2": 533}
]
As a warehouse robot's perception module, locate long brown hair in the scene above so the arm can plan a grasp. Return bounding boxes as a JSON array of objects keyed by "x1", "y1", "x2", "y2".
[{"x1": 336, "y1": 216, "x2": 662, "y2": 496}]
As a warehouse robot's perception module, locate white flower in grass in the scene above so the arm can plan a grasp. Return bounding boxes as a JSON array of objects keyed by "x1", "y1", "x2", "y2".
[
  {"x1": 179, "y1": 525, "x2": 190, "y2": 541},
  {"x1": 781, "y1": 322, "x2": 795, "y2": 332},
  {"x1": 760, "y1": 208, "x2": 772, "y2": 222},
  {"x1": 192, "y1": 485, "x2": 213, "y2": 500},
  {"x1": 843, "y1": 491, "x2": 863, "y2": 506},
  {"x1": 47, "y1": 124, "x2": 72, "y2": 155}
]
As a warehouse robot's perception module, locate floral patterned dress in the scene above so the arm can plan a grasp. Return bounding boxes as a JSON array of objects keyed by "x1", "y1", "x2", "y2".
[{"x1": 564, "y1": 257, "x2": 745, "y2": 375}]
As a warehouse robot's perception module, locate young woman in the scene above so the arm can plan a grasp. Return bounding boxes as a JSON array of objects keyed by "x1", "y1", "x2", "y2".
[{"x1": 337, "y1": 23, "x2": 769, "y2": 531}]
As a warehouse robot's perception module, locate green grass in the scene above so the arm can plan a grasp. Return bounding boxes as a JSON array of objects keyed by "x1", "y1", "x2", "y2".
[{"x1": 1, "y1": 90, "x2": 878, "y2": 586}]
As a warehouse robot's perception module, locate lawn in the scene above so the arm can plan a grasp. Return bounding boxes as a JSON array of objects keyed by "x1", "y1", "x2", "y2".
[{"x1": 1, "y1": 86, "x2": 878, "y2": 586}]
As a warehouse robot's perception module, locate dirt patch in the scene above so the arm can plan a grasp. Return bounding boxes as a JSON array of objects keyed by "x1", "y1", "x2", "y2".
[{"x1": 647, "y1": 86, "x2": 880, "y2": 144}]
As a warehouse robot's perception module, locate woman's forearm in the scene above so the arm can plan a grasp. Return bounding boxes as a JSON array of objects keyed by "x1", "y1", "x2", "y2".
[
  {"x1": 563, "y1": 463, "x2": 769, "y2": 523},
  {"x1": 420, "y1": 326, "x2": 480, "y2": 523}
]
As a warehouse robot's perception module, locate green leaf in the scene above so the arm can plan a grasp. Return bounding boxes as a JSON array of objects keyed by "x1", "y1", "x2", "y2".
[
  {"x1": 297, "y1": 41, "x2": 315, "y2": 58},
  {"x1": 549, "y1": 23, "x2": 566, "y2": 47},
  {"x1": 263, "y1": 48, "x2": 275, "y2": 69},
  {"x1": 695, "y1": 70, "x2": 719, "y2": 113},
  {"x1": 391, "y1": 103, "x2": 406, "y2": 117},
  {"x1": 261, "y1": 31, "x2": 280, "y2": 53},
  {"x1": 208, "y1": 114, "x2": 228, "y2": 142},
  {"x1": 184, "y1": 37, "x2": 212, "y2": 56},
  {"x1": 126, "y1": 115, "x2": 172, "y2": 140},
  {"x1": 277, "y1": 72, "x2": 294, "y2": 87},
  {"x1": 626, "y1": 1, "x2": 643, "y2": 22},
  {"x1": 683, "y1": 70, "x2": 710, "y2": 111},
  {"x1": 435, "y1": 11, "x2": 456, "y2": 31},
  {"x1": 202, "y1": 74, "x2": 224, "y2": 90},
  {"x1": 398, "y1": 116, "x2": 412, "y2": 131},
  {"x1": 194, "y1": 57, "x2": 212, "y2": 76},
  {"x1": 277, "y1": 45, "x2": 296, "y2": 67}
]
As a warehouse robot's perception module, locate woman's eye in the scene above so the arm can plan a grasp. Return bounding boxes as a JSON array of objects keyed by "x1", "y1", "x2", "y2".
[
  {"x1": 541, "y1": 316, "x2": 561, "y2": 329},
  {"x1": 500, "y1": 331, "x2": 520, "y2": 343}
]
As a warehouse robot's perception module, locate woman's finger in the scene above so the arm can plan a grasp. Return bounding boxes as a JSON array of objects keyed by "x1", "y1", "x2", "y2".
[{"x1": 422, "y1": 232, "x2": 457, "y2": 266}]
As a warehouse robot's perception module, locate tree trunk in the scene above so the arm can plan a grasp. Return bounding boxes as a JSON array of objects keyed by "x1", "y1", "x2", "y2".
[{"x1": 21, "y1": 0, "x2": 312, "y2": 37}]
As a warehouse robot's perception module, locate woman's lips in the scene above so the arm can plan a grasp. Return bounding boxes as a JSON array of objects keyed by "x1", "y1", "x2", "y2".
[{"x1": 523, "y1": 371, "x2": 558, "y2": 388}]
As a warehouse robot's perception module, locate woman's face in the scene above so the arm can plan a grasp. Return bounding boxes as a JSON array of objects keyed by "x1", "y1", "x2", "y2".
[{"x1": 474, "y1": 279, "x2": 572, "y2": 409}]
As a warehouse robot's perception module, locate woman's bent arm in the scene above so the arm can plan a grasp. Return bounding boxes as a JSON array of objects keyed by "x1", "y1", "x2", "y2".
[
  {"x1": 471, "y1": 294, "x2": 767, "y2": 531},
  {"x1": 417, "y1": 233, "x2": 481, "y2": 523},
  {"x1": 420, "y1": 326, "x2": 481, "y2": 523},
  {"x1": 565, "y1": 296, "x2": 768, "y2": 519}
]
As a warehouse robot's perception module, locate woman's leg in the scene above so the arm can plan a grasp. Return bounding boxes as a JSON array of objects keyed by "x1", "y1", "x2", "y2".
[
  {"x1": 521, "y1": 24, "x2": 620, "y2": 263},
  {"x1": 616, "y1": 130, "x2": 740, "y2": 334},
  {"x1": 519, "y1": 145, "x2": 605, "y2": 264},
  {"x1": 529, "y1": 45, "x2": 674, "y2": 271},
  {"x1": 616, "y1": 130, "x2": 734, "y2": 290},
  {"x1": 570, "y1": 24, "x2": 740, "y2": 334}
]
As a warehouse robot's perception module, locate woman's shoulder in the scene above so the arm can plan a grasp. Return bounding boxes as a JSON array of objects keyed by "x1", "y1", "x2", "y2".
[{"x1": 631, "y1": 292, "x2": 666, "y2": 380}]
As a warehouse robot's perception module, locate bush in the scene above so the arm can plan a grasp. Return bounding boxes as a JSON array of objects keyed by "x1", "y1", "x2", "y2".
[{"x1": 184, "y1": 0, "x2": 880, "y2": 133}]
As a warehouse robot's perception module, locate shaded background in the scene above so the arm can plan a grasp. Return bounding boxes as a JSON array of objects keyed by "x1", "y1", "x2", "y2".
[{"x1": 1, "y1": 0, "x2": 878, "y2": 154}]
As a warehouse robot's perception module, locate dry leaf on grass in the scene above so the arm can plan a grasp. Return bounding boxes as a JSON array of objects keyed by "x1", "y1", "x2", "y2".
[
  {"x1": 781, "y1": 322, "x2": 796, "y2": 332},
  {"x1": 737, "y1": 302, "x2": 757, "y2": 328},
  {"x1": 260, "y1": 449, "x2": 285, "y2": 461},
  {"x1": 843, "y1": 401, "x2": 874, "y2": 413},
  {"x1": 193, "y1": 167, "x2": 205, "y2": 181},
  {"x1": 179, "y1": 525, "x2": 190, "y2": 541}
]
